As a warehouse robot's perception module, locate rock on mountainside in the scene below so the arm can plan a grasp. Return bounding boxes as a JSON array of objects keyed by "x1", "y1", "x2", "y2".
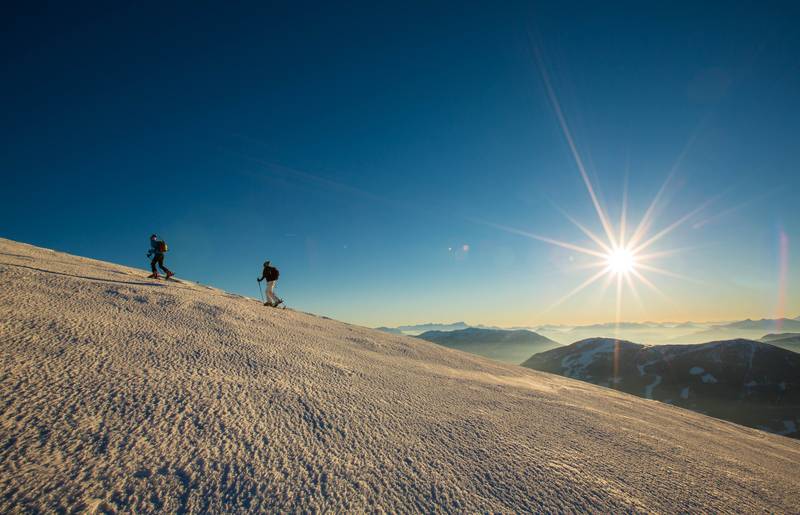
[
  {"x1": 522, "y1": 338, "x2": 800, "y2": 438},
  {"x1": 1, "y1": 238, "x2": 800, "y2": 512},
  {"x1": 417, "y1": 327, "x2": 560, "y2": 364}
]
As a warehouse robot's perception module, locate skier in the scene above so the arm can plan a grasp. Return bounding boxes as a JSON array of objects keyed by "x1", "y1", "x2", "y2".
[
  {"x1": 147, "y1": 234, "x2": 174, "y2": 279},
  {"x1": 257, "y1": 260, "x2": 282, "y2": 306}
]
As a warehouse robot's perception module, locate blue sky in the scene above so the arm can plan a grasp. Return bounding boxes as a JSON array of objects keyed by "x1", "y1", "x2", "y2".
[{"x1": 2, "y1": 2, "x2": 798, "y2": 327}]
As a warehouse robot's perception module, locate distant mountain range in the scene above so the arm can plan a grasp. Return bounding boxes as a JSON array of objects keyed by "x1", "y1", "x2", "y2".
[
  {"x1": 377, "y1": 316, "x2": 800, "y2": 345},
  {"x1": 416, "y1": 328, "x2": 560, "y2": 365},
  {"x1": 761, "y1": 333, "x2": 800, "y2": 353},
  {"x1": 376, "y1": 322, "x2": 469, "y2": 335},
  {"x1": 667, "y1": 318, "x2": 800, "y2": 344},
  {"x1": 522, "y1": 338, "x2": 800, "y2": 438},
  {"x1": 537, "y1": 317, "x2": 800, "y2": 345},
  {"x1": 374, "y1": 326, "x2": 404, "y2": 335},
  {"x1": 723, "y1": 318, "x2": 800, "y2": 330}
]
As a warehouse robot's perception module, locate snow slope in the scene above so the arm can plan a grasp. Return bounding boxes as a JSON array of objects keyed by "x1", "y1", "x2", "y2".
[{"x1": 1, "y1": 238, "x2": 799, "y2": 513}]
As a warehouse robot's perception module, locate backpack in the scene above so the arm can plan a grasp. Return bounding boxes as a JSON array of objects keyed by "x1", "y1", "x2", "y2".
[
  {"x1": 266, "y1": 266, "x2": 279, "y2": 281},
  {"x1": 157, "y1": 240, "x2": 168, "y2": 253}
]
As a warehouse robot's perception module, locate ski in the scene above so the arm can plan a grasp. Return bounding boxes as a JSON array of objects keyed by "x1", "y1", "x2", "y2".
[{"x1": 146, "y1": 275, "x2": 181, "y2": 283}]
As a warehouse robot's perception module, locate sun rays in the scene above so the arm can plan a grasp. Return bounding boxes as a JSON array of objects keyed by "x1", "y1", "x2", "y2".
[
  {"x1": 478, "y1": 171, "x2": 706, "y2": 327},
  {"x1": 536, "y1": 187, "x2": 687, "y2": 313},
  {"x1": 491, "y1": 33, "x2": 715, "y2": 328}
]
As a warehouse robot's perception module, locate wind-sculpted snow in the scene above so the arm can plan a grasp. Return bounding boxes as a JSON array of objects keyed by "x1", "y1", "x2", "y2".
[{"x1": 1, "y1": 239, "x2": 799, "y2": 512}]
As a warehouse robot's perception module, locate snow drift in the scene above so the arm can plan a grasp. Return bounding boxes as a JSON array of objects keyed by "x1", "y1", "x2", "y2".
[{"x1": 1, "y1": 238, "x2": 799, "y2": 512}]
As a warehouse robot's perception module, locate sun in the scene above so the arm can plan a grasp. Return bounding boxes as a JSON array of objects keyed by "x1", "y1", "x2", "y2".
[{"x1": 606, "y1": 247, "x2": 636, "y2": 275}]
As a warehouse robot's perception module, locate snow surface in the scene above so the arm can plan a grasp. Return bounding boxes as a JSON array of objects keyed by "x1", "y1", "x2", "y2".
[{"x1": 2, "y1": 238, "x2": 800, "y2": 512}]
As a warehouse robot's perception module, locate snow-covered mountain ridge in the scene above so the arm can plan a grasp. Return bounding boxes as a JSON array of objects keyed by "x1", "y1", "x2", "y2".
[{"x1": 523, "y1": 337, "x2": 800, "y2": 438}]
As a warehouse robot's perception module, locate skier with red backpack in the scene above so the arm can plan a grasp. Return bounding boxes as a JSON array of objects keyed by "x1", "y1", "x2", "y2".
[
  {"x1": 257, "y1": 260, "x2": 282, "y2": 307},
  {"x1": 147, "y1": 234, "x2": 174, "y2": 279}
]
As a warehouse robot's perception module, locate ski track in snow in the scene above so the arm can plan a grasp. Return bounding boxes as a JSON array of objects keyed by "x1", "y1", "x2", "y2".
[
  {"x1": 636, "y1": 352, "x2": 665, "y2": 400},
  {"x1": 643, "y1": 375, "x2": 663, "y2": 400},
  {"x1": 1, "y1": 238, "x2": 800, "y2": 513}
]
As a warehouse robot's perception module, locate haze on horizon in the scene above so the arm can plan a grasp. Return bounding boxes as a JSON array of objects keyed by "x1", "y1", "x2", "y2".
[{"x1": 2, "y1": 2, "x2": 798, "y2": 328}]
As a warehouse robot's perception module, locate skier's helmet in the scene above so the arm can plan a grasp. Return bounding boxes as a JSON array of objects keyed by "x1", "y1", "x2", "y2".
[
  {"x1": 264, "y1": 260, "x2": 271, "y2": 267},
  {"x1": 151, "y1": 234, "x2": 158, "y2": 240}
]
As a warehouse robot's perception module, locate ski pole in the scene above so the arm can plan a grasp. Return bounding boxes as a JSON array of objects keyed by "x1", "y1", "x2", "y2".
[{"x1": 257, "y1": 279, "x2": 264, "y2": 302}]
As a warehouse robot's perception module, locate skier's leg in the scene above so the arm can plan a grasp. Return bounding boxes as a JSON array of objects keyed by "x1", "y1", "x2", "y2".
[
  {"x1": 150, "y1": 256, "x2": 158, "y2": 275},
  {"x1": 273, "y1": 279, "x2": 282, "y2": 303},
  {"x1": 158, "y1": 255, "x2": 173, "y2": 276},
  {"x1": 267, "y1": 281, "x2": 277, "y2": 304}
]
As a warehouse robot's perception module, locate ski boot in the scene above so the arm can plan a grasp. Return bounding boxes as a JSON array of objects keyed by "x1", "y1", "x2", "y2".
[
  {"x1": 165, "y1": 271, "x2": 175, "y2": 280},
  {"x1": 147, "y1": 272, "x2": 160, "y2": 279}
]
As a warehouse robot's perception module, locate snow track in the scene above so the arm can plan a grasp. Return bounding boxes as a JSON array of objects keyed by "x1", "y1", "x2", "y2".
[{"x1": 1, "y1": 238, "x2": 799, "y2": 512}]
